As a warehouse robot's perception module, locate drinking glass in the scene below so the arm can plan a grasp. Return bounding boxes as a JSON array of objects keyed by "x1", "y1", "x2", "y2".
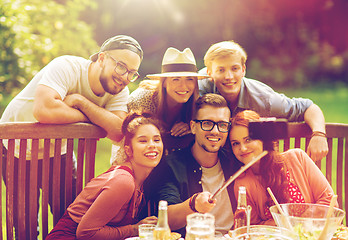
[
  {"x1": 185, "y1": 212, "x2": 215, "y2": 240},
  {"x1": 139, "y1": 224, "x2": 156, "y2": 239}
]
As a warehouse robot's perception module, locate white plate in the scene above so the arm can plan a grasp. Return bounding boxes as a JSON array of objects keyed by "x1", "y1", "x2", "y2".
[
  {"x1": 125, "y1": 237, "x2": 139, "y2": 240},
  {"x1": 224, "y1": 234, "x2": 232, "y2": 239}
]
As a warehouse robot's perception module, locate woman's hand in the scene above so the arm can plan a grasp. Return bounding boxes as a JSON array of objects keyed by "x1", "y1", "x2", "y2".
[
  {"x1": 137, "y1": 216, "x2": 158, "y2": 225},
  {"x1": 132, "y1": 216, "x2": 158, "y2": 235},
  {"x1": 171, "y1": 122, "x2": 191, "y2": 137}
]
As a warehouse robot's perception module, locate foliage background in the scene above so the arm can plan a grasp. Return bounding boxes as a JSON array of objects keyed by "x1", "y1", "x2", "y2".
[
  {"x1": 0, "y1": 0, "x2": 98, "y2": 109},
  {"x1": 1, "y1": 0, "x2": 348, "y2": 233},
  {"x1": 1, "y1": 0, "x2": 348, "y2": 113}
]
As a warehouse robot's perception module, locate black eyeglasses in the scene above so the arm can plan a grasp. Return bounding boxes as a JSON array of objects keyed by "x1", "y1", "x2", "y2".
[
  {"x1": 193, "y1": 119, "x2": 231, "y2": 133},
  {"x1": 107, "y1": 53, "x2": 140, "y2": 82}
]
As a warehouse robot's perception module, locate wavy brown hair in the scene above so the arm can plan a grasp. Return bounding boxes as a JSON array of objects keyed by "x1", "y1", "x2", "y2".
[{"x1": 230, "y1": 110, "x2": 289, "y2": 204}]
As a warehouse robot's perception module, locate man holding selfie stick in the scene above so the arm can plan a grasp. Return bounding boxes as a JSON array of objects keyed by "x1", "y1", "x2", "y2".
[{"x1": 145, "y1": 94, "x2": 242, "y2": 236}]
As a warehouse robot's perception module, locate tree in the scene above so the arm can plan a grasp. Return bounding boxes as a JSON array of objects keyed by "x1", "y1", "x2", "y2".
[
  {"x1": 0, "y1": 0, "x2": 98, "y2": 112},
  {"x1": 82, "y1": 0, "x2": 348, "y2": 87}
]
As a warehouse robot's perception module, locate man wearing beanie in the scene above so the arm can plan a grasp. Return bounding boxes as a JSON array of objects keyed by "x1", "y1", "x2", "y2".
[{"x1": 0, "y1": 35, "x2": 143, "y2": 238}]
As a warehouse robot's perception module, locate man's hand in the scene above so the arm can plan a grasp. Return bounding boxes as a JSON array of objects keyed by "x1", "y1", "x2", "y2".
[
  {"x1": 194, "y1": 192, "x2": 216, "y2": 213},
  {"x1": 63, "y1": 93, "x2": 84, "y2": 109},
  {"x1": 303, "y1": 104, "x2": 328, "y2": 161},
  {"x1": 170, "y1": 122, "x2": 191, "y2": 137},
  {"x1": 34, "y1": 85, "x2": 126, "y2": 141},
  {"x1": 63, "y1": 94, "x2": 90, "y2": 122},
  {"x1": 63, "y1": 93, "x2": 127, "y2": 142},
  {"x1": 307, "y1": 135, "x2": 328, "y2": 162},
  {"x1": 33, "y1": 85, "x2": 89, "y2": 123}
]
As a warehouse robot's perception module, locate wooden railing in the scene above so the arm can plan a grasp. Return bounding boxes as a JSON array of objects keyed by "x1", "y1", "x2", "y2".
[
  {"x1": 1, "y1": 122, "x2": 347, "y2": 238},
  {"x1": 0, "y1": 122, "x2": 106, "y2": 240},
  {"x1": 282, "y1": 122, "x2": 348, "y2": 224}
]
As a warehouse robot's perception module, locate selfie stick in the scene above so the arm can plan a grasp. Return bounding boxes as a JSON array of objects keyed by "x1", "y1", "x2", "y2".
[{"x1": 208, "y1": 150, "x2": 268, "y2": 203}]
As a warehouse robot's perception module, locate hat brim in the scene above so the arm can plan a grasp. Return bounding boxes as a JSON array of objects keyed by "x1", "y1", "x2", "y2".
[{"x1": 146, "y1": 72, "x2": 210, "y2": 80}]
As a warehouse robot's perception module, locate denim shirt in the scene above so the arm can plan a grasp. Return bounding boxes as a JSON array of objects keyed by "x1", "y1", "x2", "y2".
[{"x1": 198, "y1": 68, "x2": 313, "y2": 122}]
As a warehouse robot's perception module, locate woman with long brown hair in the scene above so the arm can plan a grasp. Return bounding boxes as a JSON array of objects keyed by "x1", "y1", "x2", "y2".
[
  {"x1": 229, "y1": 110, "x2": 336, "y2": 225},
  {"x1": 111, "y1": 47, "x2": 208, "y2": 164}
]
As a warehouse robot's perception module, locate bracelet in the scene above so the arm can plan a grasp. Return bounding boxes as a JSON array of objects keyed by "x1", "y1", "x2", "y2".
[
  {"x1": 189, "y1": 193, "x2": 199, "y2": 212},
  {"x1": 311, "y1": 131, "x2": 327, "y2": 138}
]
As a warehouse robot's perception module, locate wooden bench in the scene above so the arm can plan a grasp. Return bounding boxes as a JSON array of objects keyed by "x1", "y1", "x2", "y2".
[
  {"x1": 0, "y1": 122, "x2": 106, "y2": 240},
  {"x1": 282, "y1": 122, "x2": 348, "y2": 224},
  {"x1": 1, "y1": 121, "x2": 347, "y2": 238}
]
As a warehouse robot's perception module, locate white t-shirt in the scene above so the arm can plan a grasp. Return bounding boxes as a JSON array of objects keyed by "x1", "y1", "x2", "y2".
[
  {"x1": 1, "y1": 55, "x2": 129, "y2": 159},
  {"x1": 201, "y1": 160, "x2": 234, "y2": 236}
]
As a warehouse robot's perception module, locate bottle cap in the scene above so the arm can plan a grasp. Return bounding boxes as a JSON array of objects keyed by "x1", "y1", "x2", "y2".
[
  {"x1": 239, "y1": 186, "x2": 246, "y2": 193},
  {"x1": 159, "y1": 200, "x2": 168, "y2": 210}
]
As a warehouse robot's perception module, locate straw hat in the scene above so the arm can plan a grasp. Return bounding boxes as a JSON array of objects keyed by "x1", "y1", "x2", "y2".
[{"x1": 146, "y1": 47, "x2": 209, "y2": 80}]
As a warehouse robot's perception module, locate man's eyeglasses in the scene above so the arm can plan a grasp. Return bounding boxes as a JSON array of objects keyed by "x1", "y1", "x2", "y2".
[
  {"x1": 106, "y1": 53, "x2": 140, "y2": 82},
  {"x1": 193, "y1": 119, "x2": 231, "y2": 133}
]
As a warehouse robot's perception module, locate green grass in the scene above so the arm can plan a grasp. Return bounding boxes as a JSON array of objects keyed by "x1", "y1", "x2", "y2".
[
  {"x1": 95, "y1": 138, "x2": 113, "y2": 175},
  {"x1": 277, "y1": 82, "x2": 348, "y2": 124}
]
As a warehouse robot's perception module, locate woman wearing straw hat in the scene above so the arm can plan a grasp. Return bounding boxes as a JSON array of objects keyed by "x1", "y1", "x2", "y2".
[{"x1": 111, "y1": 47, "x2": 208, "y2": 165}]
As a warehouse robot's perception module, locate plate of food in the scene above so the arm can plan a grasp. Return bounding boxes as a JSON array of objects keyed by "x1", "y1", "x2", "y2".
[{"x1": 332, "y1": 225, "x2": 348, "y2": 240}]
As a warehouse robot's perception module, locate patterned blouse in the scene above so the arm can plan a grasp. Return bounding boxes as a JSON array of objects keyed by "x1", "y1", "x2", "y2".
[
  {"x1": 128, "y1": 87, "x2": 158, "y2": 115},
  {"x1": 264, "y1": 169, "x2": 305, "y2": 219}
]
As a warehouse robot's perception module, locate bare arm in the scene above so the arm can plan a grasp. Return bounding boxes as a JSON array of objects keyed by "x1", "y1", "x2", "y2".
[
  {"x1": 33, "y1": 85, "x2": 89, "y2": 123},
  {"x1": 167, "y1": 199, "x2": 193, "y2": 230},
  {"x1": 33, "y1": 85, "x2": 126, "y2": 142},
  {"x1": 304, "y1": 104, "x2": 328, "y2": 161},
  {"x1": 167, "y1": 192, "x2": 216, "y2": 230},
  {"x1": 63, "y1": 93, "x2": 127, "y2": 142}
]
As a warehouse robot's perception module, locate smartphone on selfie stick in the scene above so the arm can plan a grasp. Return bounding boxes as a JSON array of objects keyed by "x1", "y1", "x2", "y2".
[
  {"x1": 209, "y1": 118, "x2": 289, "y2": 203},
  {"x1": 249, "y1": 118, "x2": 288, "y2": 141}
]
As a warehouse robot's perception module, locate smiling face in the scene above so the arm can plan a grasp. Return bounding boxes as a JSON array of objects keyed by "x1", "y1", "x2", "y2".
[
  {"x1": 229, "y1": 124, "x2": 263, "y2": 166},
  {"x1": 207, "y1": 54, "x2": 245, "y2": 101},
  {"x1": 191, "y1": 105, "x2": 230, "y2": 153},
  {"x1": 164, "y1": 76, "x2": 196, "y2": 104},
  {"x1": 99, "y1": 49, "x2": 141, "y2": 95},
  {"x1": 125, "y1": 124, "x2": 163, "y2": 170}
]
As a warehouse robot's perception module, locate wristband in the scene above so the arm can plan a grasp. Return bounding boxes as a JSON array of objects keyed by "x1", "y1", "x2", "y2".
[
  {"x1": 311, "y1": 131, "x2": 327, "y2": 138},
  {"x1": 189, "y1": 193, "x2": 199, "y2": 212}
]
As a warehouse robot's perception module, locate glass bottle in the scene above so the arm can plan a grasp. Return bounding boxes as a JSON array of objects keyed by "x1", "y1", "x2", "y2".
[
  {"x1": 153, "y1": 200, "x2": 171, "y2": 240},
  {"x1": 233, "y1": 186, "x2": 247, "y2": 229}
]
